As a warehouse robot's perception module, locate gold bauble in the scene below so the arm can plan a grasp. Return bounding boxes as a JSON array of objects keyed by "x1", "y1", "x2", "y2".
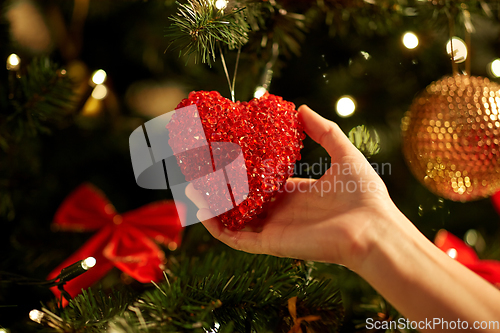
[{"x1": 402, "y1": 75, "x2": 500, "y2": 202}]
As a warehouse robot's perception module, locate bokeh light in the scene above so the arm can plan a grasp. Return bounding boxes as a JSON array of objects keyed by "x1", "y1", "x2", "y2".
[
  {"x1": 254, "y1": 86, "x2": 267, "y2": 99},
  {"x1": 215, "y1": 0, "x2": 228, "y2": 10},
  {"x1": 91, "y1": 69, "x2": 107, "y2": 85},
  {"x1": 402, "y1": 32, "x2": 418, "y2": 49},
  {"x1": 490, "y1": 59, "x2": 500, "y2": 77},
  {"x1": 446, "y1": 248, "x2": 457, "y2": 259},
  {"x1": 446, "y1": 37, "x2": 467, "y2": 63},
  {"x1": 6, "y1": 53, "x2": 21, "y2": 71},
  {"x1": 92, "y1": 84, "x2": 108, "y2": 100},
  {"x1": 336, "y1": 96, "x2": 356, "y2": 118}
]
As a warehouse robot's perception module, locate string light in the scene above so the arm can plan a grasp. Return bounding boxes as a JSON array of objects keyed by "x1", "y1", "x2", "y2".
[
  {"x1": 91, "y1": 69, "x2": 107, "y2": 85},
  {"x1": 446, "y1": 248, "x2": 458, "y2": 259},
  {"x1": 215, "y1": 0, "x2": 228, "y2": 10},
  {"x1": 6, "y1": 53, "x2": 21, "y2": 71},
  {"x1": 29, "y1": 309, "x2": 44, "y2": 324},
  {"x1": 58, "y1": 257, "x2": 96, "y2": 283},
  {"x1": 254, "y1": 86, "x2": 267, "y2": 99},
  {"x1": 0, "y1": 329, "x2": 11, "y2": 333},
  {"x1": 446, "y1": 37, "x2": 467, "y2": 63},
  {"x1": 490, "y1": 59, "x2": 500, "y2": 78},
  {"x1": 402, "y1": 32, "x2": 418, "y2": 49},
  {"x1": 91, "y1": 84, "x2": 108, "y2": 100},
  {"x1": 336, "y1": 96, "x2": 356, "y2": 118},
  {"x1": 81, "y1": 257, "x2": 96, "y2": 270}
]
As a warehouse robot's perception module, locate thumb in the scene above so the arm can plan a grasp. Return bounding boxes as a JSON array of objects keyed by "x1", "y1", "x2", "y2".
[{"x1": 298, "y1": 105, "x2": 364, "y2": 161}]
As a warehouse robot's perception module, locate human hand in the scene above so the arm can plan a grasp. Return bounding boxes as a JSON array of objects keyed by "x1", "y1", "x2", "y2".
[{"x1": 186, "y1": 105, "x2": 399, "y2": 271}]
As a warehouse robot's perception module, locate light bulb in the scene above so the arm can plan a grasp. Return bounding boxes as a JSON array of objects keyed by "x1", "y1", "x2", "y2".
[
  {"x1": 215, "y1": 0, "x2": 228, "y2": 10},
  {"x1": 446, "y1": 37, "x2": 467, "y2": 63},
  {"x1": 91, "y1": 69, "x2": 107, "y2": 85},
  {"x1": 446, "y1": 248, "x2": 458, "y2": 259},
  {"x1": 82, "y1": 257, "x2": 96, "y2": 270},
  {"x1": 402, "y1": 32, "x2": 419, "y2": 50},
  {"x1": 29, "y1": 309, "x2": 44, "y2": 324},
  {"x1": 336, "y1": 96, "x2": 356, "y2": 118},
  {"x1": 254, "y1": 86, "x2": 267, "y2": 99},
  {"x1": 6, "y1": 54, "x2": 21, "y2": 71}
]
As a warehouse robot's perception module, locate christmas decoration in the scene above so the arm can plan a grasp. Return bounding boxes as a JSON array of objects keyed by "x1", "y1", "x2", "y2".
[
  {"x1": 287, "y1": 296, "x2": 321, "y2": 333},
  {"x1": 167, "y1": 91, "x2": 304, "y2": 230},
  {"x1": 435, "y1": 230, "x2": 500, "y2": 287},
  {"x1": 4, "y1": 0, "x2": 500, "y2": 331},
  {"x1": 402, "y1": 75, "x2": 500, "y2": 201},
  {"x1": 47, "y1": 184, "x2": 184, "y2": 304}
]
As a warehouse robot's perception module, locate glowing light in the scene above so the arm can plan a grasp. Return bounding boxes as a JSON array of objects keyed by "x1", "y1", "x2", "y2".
[
  {"x1": 490, "y1": 59, "x2": 500, "y2": 78},
  {"x1": 81, "y1": 257, "x2": 96, "y2": 270},
  {"x1": 215, "y1": 0, "x2": 227, "y2": 10},
  {"x1": 254, "y1": 86, "x2": 267, "y2": 99},
  {"x1": 360, "y1": 51, "x2": 371, "y2": 60},
  {"x1": 336, "y1": 96, "x2": 356, "y2": 118},
  {"x1": 0, "y1": 329, "x2": 10, "y2": 333},
  {"x1": 91, "y1": 69, "x2": 107, "y2": 85},
  {"x1": 91, "y1": 84, "x2": 108, "y2": 100},
  {"x1": 402, "y1": 32, "x2": 418, "y2": 49},
  {"x1": 446, "y1": 37, "x2": 467, "y2": 63},
  {"x1": 6, "y1": 53, "x2": 21, "y2": 71},
  {"x1": 29, "y1": 309, "x2": 44, "y2": 324},
  {"x1": 465, "y1": 229, "x2": 478, "y2": 246},
  {"x1": 446, "y1": 248, "x2": 457, "y2": 259}
]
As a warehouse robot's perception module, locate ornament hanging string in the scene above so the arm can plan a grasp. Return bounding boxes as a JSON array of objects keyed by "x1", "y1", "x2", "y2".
[
  {"x1": 218, "y1": 44, "x2": 241, "y2": 102},
  {"x1": 445, "y1": 8, "x2": 458, "y2": 75},
  {"x1": 463, "y1": 5, "x2": 473, "y2": 76},
  {"x1": 231, "y1": 46, "x2": 241, "y2": 100}
]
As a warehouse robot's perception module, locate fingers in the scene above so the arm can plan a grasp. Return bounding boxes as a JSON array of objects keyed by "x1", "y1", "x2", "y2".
[
  {"x1": 298, "y1": 105, "x2": 358, "y2": 158},
  {"x1": 199, "y1": 208, "x2": 265, "y2": 254},
  {"x1": 185, "y1": 182, "x2": 209, "y2": 209}
]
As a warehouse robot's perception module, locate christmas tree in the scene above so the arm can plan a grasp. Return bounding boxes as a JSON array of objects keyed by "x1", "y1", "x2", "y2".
[{"x1": 1, "y1": 0, "x2": 500, "y2": 332}]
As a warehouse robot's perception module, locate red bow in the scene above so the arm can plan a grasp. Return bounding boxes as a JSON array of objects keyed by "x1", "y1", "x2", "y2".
[
  {"x1": 435, "y1": 229, "x2": 500, "y2": 287},
  {"x1": 48, "y1": 184, "x2": 185, "y2": 302}
]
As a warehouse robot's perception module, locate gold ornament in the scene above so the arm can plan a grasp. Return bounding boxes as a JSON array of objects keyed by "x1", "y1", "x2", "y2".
[{"x1": 402, "y1": 75, "x2": 500, "y2": 202}]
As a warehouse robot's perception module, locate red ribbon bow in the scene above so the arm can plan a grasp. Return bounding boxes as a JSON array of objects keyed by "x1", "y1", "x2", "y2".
[
  {"x1": 48, "y1": 184, "x2": 185, "y2": 302},
  {"x1": 435, "y1": 229, "x2": 500, "y2": 288}
]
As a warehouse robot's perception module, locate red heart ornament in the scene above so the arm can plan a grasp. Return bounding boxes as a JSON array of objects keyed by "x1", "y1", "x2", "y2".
[{"x1": 167, "y1": 91, "x2": 304, "y2": 230}]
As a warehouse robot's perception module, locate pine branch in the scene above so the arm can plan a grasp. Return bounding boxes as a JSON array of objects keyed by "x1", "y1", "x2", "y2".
[
  {"x1": 109, "y1": 252, "x2": 343, "y2": 332},
  {"x1": 0, "y1": 57, "x2": 75, "y2": 150},
  {"x1": 165, "y1": 0, "x2": 249, "y2": 65},
  {"x1": 33, "y1": 289, "x2": 134, "y2": 332},
  {"x1": 35, "y1": 251, "x2": 343, "y2": 332},
  {"x1": 348, "y1": 125, "x2": 380, "y2": 158}
]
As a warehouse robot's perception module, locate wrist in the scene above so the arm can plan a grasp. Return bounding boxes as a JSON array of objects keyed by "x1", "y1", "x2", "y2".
[{"x1": 349, "y1": 203, "x2": 422, "y2": 277}]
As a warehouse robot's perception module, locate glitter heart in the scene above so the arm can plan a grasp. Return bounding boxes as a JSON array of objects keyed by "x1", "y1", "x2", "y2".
[{"x1": 167, "y1": 91, "x2": 304, "y2": 230}]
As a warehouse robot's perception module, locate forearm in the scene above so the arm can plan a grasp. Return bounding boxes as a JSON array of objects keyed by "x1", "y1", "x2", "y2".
[{"x1": 356, "y1": 206, "x2": 500, "y2": 332}]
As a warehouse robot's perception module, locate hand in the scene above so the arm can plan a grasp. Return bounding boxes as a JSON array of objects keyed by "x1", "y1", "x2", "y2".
[
  {"x1": 186, "y1": 105, "x2": 397, "y2": 271},
  {"x1": 187, "y1": 105, "x2": 500, "y2": 330}
]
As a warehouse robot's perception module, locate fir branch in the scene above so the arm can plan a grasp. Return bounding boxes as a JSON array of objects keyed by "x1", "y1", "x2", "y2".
[
  {"x1": 0, "y1": 57, "x2": 75, "y2": 150},
  {"x1": 348, "y1": 125, "x2": 381, "y2": 158},
  {"x1": 33, "y1": 289, "x2": 134, "y2": 332},
  {"x1": 165, "y1": 0, "x2": 249, "y2": 65},
  {"x1": 111, "y1": 252, "x2": 343, "y2": 332}
]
